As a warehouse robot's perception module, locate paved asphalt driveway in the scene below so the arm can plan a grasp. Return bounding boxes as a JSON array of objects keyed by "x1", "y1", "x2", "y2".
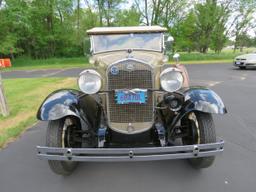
[
  {"x1": 1, "y1": 64, "x2": 256, "y2": 192},
  {"x1": 1, "y1": 68, "x2": 83, "y2": 79}
]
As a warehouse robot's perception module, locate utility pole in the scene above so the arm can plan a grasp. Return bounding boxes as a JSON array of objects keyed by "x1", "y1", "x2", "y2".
[{"x1": 0, "y1": 71, "x2": 9, "y2": 116}]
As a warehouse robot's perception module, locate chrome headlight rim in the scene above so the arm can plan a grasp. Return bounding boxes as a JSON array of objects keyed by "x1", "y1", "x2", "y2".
[
  {"x1": 160, "y1": 67, "x2": 184, "y2": 92},
  {"x1": 78, "y1": 69, "x2": 102, "y2": 94}
]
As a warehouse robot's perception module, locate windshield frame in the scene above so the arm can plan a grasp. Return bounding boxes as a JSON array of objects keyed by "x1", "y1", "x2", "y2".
[{"x1": 90, "y1": 33, "x2": 164, "y2": 54}]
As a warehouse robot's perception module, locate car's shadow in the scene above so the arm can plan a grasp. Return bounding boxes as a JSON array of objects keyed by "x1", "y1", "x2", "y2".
[
  {"x1": 59, "y1": 160, "x2": 203, "y2": 184},
  {"x1": 232, "y1": 67, "x2": 256, "y2": 71}
]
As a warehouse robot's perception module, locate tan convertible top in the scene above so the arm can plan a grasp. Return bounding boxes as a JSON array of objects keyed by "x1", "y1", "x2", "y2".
[{"x1": 87, "y1": 26, "x2": 167, "y2": 35}]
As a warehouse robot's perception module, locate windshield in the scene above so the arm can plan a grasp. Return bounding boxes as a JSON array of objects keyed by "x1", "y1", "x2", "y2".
[{"x1": 92, "y1": 33, "x2": 163, "y2": 53}]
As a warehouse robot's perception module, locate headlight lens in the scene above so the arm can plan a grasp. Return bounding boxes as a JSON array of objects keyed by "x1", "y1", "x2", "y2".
[
  {"x1": 78, "y1": 70, "x2": 102, "y2": 94},
  {"x1": 160, "y1": 68, "x2": 183, "y2": 92}
]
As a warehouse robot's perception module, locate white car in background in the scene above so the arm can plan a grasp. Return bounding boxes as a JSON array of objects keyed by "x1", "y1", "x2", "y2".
[{"x1": 234, "y1": 52, "x2": 256, "y2": 69}]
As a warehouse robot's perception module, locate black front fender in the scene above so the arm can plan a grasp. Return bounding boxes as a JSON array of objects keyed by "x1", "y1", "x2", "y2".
[
  {"x1": 182, "y1": 87, "x2": 227, "y2": 114},
  {"x1": 167, "y1": 87, "x2": 227, "y2": 131},
  {"x1": 37, "y1": 89, "x2": 83, "y2": 121}
]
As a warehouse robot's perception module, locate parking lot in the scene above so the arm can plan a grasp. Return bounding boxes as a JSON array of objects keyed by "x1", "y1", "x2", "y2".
[{"x1": 0, "y1": 63, "x2": 256, "y2": 192}]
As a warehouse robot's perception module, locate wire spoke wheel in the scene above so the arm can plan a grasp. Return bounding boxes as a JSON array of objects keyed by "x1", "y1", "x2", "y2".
[{"x1": 46, "y1": 116, "x2": 81, "y2": 175}]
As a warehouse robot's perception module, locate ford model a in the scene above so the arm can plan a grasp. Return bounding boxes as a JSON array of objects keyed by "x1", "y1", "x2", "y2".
[{"x1": 36, "y1": 26, "x2": 226, "y2": 175}]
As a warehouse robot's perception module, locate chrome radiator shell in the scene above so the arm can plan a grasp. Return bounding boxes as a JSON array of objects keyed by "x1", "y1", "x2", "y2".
[{"x1": 106, "y1": 59, "x2": 154, "y2": 134}]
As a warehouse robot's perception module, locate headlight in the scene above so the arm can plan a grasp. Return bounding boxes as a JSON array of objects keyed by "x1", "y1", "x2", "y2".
[
  {"x1": 78, "y1": 69, "x2": 102, "y2": 94},
  {"x1": 160, "y1": 68, "x2": 183, "y2": 92}
]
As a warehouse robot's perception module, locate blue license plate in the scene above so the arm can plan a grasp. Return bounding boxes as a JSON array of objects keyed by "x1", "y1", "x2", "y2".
[{"x1": 115, "y1": 90, "x2": 147, "y2": 104}]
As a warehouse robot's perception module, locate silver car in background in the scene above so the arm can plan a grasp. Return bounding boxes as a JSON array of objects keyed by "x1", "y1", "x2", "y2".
[{"x1": 234, "y1": 52, "x2": 256, "y2": 69}]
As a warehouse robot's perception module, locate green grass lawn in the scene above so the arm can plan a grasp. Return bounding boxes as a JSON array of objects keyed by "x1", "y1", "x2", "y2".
[
  {"x1": 2, "y1": 48, "x2": 255, "y2": 71},
  {"x1": 178, "y1": 48, "x2": 255, "y2": 63},
  {"x1": 179, "y1": 52, "x2": 235, "y2": 61},
  {"x1": 179, "y1": 52, "x2": 241, "y2": 63},
  {"x1": 0, "y1": 77, "x2": 76, "y2": 148}
]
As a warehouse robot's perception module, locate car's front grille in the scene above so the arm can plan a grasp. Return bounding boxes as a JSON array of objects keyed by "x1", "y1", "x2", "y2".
[
  {"x1": 107, "y1": 59, "x2": 153, "y2": 126},
  {"x1": 236, "y1": 58, "x2": 246, "y2": 61}
]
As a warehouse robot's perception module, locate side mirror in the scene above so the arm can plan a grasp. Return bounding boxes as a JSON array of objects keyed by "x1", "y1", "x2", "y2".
[{"x1": 173, "y1": 53, "x2": 180, "y2": 63}]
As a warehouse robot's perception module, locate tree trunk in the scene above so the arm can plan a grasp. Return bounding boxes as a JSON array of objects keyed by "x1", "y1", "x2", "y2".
[
  {"x1": 57, "y1": 8, "x2": 63, "y2": 24},
  {"x1": 145, "y1": 0, "x2": 149, "y2": 26},
  {"x1": 97, "y1": 0, "x2": 103, "y2": 26},
  {"x1": 234, "y1": 34, "x2": 238, "y2": 53},
  {"x1": 106, "y1": 0, "x2": 111, "y2": 26},
  {"x1": 203, "y1": 46, "x2": 208, "y2": 53},
  {"x1": 163, "y1": 2, "x2": 169, "y2": 27},
  {"x1": 77, "y1": 0, "x2": 80, "y2": 31},
  {"x1": 45, "y1": 0, "x2": 55, "y2": 57},
  {"x1": 153, "y1": 0, "x2": 161, "y2": 25}
]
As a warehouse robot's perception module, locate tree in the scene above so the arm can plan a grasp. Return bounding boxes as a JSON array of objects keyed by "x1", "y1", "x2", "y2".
[
  {"x1": 194, "y1": 0, "x2": 218, "y2": 53},
  {"x1": 94, "y1": 0, "x2": 125, "y2": 26},
  {"x1": 210, "y1": 3, "x2": 229, "y2": 53},
  {"x1": 0, "y1": 0, "x2": 255, "y2": 58},
  {"x1": 134, "y1": 0, "x2": 188, "y2": 28},
  {"x1": 172, "y1": 12, "x2": 197, "y2": 52},
  {"x1": 115, "y1": 6, "x2": 141, "y2": 26},
  {"x1": 229, "y1": 0, "x2": 256, "y2": 52},
  {"x1": 236, "y1": 33, "x2": 255, "y2": 51},
  {"x1": 0, "y1": 0, "x2": 30, "y2": 57}
]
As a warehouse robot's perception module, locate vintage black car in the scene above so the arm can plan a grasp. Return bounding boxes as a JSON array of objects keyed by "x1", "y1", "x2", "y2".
[{"x1": 36, "y1": 26, "x2": 226, "y2": 175}]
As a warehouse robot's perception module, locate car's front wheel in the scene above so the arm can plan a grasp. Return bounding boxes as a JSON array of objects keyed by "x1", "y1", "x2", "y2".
[
  {"x1": 182, "y1": 112, "x2": 216, "y2": 169},
  {"x1": 46, "y1": 117, "x2": 81, "y2": 175},
  {"x1": 239, "y1": 66, "x2": 246, "y2": 69}
]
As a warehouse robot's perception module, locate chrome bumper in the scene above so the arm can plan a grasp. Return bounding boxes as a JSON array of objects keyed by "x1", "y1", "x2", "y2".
[
  {"x1": 234, "y1": 61, "x2": 256, "y2": 66},
  {"x1": 37, "y1": 140, "x2": 224, "y2": 162}
]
